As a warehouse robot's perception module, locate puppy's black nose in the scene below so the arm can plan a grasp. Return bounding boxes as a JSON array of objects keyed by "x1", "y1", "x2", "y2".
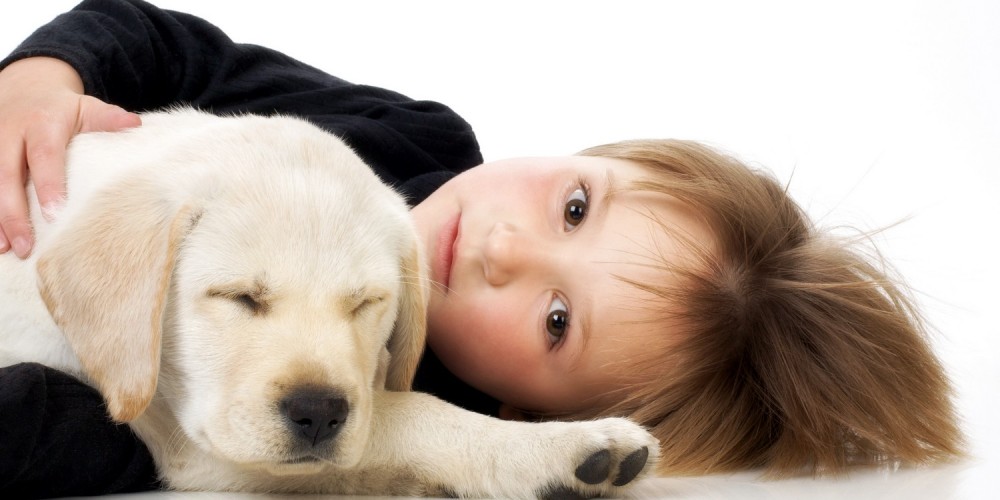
[{"x1": 280, "y1": 388, "x2": 348, "y2": 447}]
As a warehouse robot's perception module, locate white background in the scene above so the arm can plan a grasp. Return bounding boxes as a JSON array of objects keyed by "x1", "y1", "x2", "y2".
[{"x1": 3, "y1": 1, "x2": 998, "y2": 498}]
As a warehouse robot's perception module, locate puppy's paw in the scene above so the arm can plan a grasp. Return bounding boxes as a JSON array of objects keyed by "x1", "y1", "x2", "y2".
[
  {"x1": 423, "y1": 414, "x2": 659, "y2": 499},
  {"x1": 529, "y1": 417, "x2": 660, "y2": 499}
]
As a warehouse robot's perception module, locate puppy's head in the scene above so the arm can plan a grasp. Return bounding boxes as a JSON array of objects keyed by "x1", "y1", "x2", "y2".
[{"x1": 38, "y1": 113, "x2": 427, "y2": 470}]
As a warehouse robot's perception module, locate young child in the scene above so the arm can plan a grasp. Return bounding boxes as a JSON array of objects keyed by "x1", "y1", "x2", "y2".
[{"x1": 0, "y1": 0, "x2": 963, "y2": 496}]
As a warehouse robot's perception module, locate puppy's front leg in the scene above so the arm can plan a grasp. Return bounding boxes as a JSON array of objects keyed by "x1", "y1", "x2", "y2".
[{"x1": 353, "y1": 390, "x2": 659, "y2": 499}]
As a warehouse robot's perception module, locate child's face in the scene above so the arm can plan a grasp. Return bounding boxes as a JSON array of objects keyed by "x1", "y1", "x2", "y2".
[{"x1": 410, "y1": 156, "x2": 712, "y2": 414}]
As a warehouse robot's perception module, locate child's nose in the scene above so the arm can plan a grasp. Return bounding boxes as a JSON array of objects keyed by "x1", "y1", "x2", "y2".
[{"x1": 482, "y1": 221, "x2": 548, "y2": 286}]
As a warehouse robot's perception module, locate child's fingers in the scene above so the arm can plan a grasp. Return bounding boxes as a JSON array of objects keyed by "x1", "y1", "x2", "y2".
[
  {"x1": 24, "y1": 120, "x2": 71, "y2": 222},
  {"x1": 0, "y1": 135, "x2": 33, "y2": 258},
  {"x1": 24, "y1": 98, "x2": 141, "y2": 225},
  {"x1": 78, "y1": 97, "x2": 142, "y2": 134}
]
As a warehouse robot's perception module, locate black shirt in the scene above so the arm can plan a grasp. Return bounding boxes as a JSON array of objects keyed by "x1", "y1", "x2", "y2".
[{"x1": 0, "y1": 0, "x2": 498, "y2": 496}]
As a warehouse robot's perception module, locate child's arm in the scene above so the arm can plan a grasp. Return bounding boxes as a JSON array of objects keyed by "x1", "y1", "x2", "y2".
[{"x1": 0, "y1": 363, "x2": 159, "y2": 497}]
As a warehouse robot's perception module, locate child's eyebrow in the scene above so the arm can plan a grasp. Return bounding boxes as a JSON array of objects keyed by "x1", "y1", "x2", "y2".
[
  {"x1": 563, "y1": 300, "x2": 593, "y2": 375},
  {"x1": 593, "y1": 168, "x2": 617, "y2": 223},
  {"x1": 577, "y1": 303, "x2": 593, "y2": 360}
]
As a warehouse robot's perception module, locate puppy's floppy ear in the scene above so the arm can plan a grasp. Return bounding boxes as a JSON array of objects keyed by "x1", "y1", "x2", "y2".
[
  {"x1": 383, "y1": 239, "x2": 427, "y2": 391},
  {"x1": 37, "y1": 176, "x2": 200, "y2": 422}
]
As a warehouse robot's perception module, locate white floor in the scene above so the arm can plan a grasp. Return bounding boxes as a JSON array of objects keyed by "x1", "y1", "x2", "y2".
[
  {"x1": 63, "y1": 462, "x2": 994, "y2": 499},
  {"x1": 73, "y1": 456, "x2": 993, "y2": 500},
  {"x1": 5, "y1": 1, "x2": 998, "y2": 499}
]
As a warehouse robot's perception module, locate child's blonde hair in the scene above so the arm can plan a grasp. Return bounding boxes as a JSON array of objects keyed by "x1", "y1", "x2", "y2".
[{"x1": 570, "y1": 139, "x2": 963, "y2": 475}]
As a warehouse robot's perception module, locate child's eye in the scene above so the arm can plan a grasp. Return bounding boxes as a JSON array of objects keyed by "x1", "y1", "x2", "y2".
[
  {"x1": 563, "y1": 185, "x2": 589, "y2": 230},
  {"x1": 546, "y1": 296, "x2": 570, "y2": 346}
]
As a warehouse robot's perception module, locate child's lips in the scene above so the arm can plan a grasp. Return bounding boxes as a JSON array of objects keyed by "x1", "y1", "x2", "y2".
[{"x1": 437, "y1": 211, "x2": 461, "y2": 291}]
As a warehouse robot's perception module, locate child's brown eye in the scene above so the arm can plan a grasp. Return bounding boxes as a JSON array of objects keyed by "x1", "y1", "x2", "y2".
[
  {"x1": 546, "y1": 297, "x2": 569, "y2": 345},
  {"x1": 563, "y1": 187, "x2": 588, "y2": 230}
]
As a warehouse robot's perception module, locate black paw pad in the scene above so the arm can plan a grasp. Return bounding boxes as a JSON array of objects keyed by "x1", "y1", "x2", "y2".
[
  {"x1": 575, "y1": 449, "x2": 611, "y2": 485},
  {"x1": 542, "y1": 485, "x2": 589, "y2": 500},
  {"x1": 612, "y1": 446, "x2": 649, "y2": 486}
]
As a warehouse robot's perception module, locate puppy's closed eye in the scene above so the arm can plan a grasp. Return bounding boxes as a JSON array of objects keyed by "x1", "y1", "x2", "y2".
[
  {"x1": 208, "y1": 284, "x2": 271, "y2": 316},
  {"x1": 344, "y1": 290, "x2": 387, "y2": 317},
  {"x1": 232, "y1": 293, "x2": 268, "y2": 315}
]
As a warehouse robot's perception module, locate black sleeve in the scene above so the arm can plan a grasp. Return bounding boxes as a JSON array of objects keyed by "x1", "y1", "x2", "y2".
[
  {"x1": 413, "y1": 349, "x2": 501, "y2": 417},
  {"x1": 0, "y1": 0, "x2": 482, "y2": 187},
  {"x1": 0, "y1": 363, "x2": 159, "y2": 498}
]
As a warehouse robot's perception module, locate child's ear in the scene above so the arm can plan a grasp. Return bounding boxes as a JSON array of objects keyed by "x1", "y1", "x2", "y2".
[{"x1": 499, "y1": 403, "x2": 531, "y2": 421}]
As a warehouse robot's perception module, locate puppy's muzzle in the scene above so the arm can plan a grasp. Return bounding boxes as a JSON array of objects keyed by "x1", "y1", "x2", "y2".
[{"x1": 280, "y1": 387, "x2": 349, "y2": 448}]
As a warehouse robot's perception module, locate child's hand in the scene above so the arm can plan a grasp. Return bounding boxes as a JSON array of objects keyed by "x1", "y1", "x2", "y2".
[{"x1": 0, "y1": 57, "x2": 141, "y2": 259}]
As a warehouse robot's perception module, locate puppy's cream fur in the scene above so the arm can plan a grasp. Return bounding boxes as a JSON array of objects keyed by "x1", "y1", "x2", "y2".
[{"x1": 0, "y1": 109, "x2": 658, "y2": 497}]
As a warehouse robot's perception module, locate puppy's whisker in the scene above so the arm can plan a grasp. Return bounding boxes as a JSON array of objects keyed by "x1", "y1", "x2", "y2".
[
  {"x1": 401, "y1": 275, "x2": 461, "y2": 297},
  {"x1": 162, "y1": 424, "x2": 191, "y2": 458}
]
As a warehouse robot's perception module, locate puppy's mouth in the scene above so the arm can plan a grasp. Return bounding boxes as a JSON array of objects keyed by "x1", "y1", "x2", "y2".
[
  {"x1": 281, "y1": 455, "x2": 324, "y2": 465},
  {"x1": 257, "y1": 455, "x2": 331, "y2": 476}
]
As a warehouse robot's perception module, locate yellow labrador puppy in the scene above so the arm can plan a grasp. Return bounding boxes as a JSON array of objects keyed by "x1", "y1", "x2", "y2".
[{"x1": 0, "y1": 109, "x2": 658, "y2": 498}]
